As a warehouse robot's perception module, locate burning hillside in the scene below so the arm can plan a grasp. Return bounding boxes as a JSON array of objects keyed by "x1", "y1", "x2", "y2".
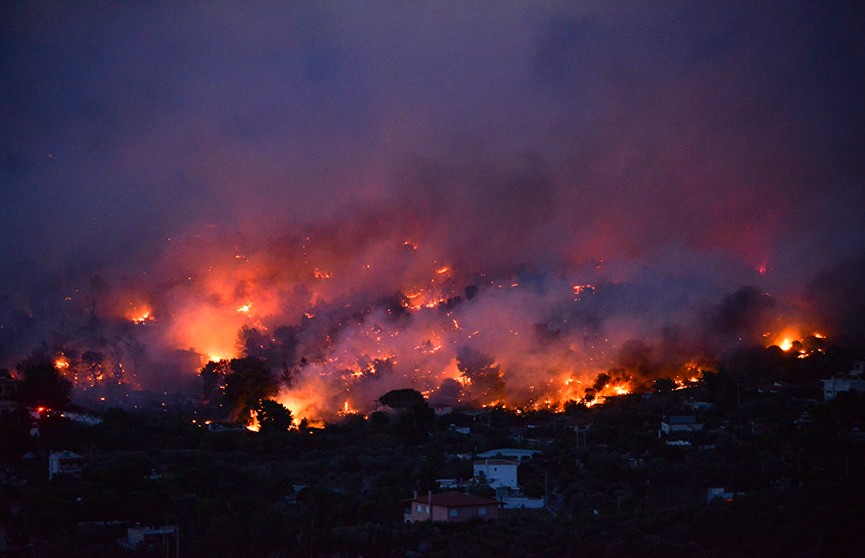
[
  {"x1": 0, "y1": 219, "x2": 839, "y2": 423},
  {"x1": 1, "y1": 3, "x2": 863, "y2": 423}
]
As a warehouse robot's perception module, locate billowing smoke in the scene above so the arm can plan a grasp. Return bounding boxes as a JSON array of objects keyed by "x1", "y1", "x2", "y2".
[{"x1": 1, "y1": 3, "x2": 863, "y2": 417}]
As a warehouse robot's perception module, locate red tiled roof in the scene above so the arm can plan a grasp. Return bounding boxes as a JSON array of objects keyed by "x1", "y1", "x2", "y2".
[{"x1": 411, "y1": 491, "x2": 499, "y2": 507}]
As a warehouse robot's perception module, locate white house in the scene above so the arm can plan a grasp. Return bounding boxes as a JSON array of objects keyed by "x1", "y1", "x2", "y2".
[
  {"x1": 473, "y1": 459, "x2": 518, "y2": 489},
  {"x1": 659, "y1": 415, "x2": 703, "y2": 437},
  {"x1": 48, "y1": 450, "x2": 86, "y2": 481},
  {"x1": 822, "y1": 377, "x2": 865, "y2": 400}
]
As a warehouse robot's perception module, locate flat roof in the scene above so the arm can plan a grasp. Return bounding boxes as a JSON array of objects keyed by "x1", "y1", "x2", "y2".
[{"x1": 411, "y1": 491, "x2": 500, "y2": 507}]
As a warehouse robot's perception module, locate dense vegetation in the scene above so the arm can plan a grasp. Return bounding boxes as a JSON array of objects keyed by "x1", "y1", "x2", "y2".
[{"x1": 1, "y1": 345, "x2": 864, "y2": 557}]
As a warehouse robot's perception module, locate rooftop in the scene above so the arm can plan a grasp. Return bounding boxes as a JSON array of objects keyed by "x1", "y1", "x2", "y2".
[
  {"x1": 411, "y1": 491, "x2": 500, "y2": 507},
  {"x1": 476, "y1": 448, "x2": 540, "y2": 460},
  {"x1": 474, "y1": 459, "x2": 517, "y2": 466}
]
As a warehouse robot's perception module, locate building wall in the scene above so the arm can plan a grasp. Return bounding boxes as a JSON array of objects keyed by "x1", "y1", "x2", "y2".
[
  {"x1": 823, "y1": 378, "x2": 865, "y2": 400},
  {"x1": 432, "y1": 504, "x2": 497, "y2": 522},
  {"x1": 407, "y1": 501, "x2": 499, "y2": 522},
  {"x1": 474, "y1": 461, "x2": 518, "y2": 489},
  {"x1": 407, "y1": 501, "x2": 432, "y2": 523}
]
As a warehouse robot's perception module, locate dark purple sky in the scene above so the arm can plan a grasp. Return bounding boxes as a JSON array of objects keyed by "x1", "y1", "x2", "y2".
[{"x1": 2, "y1": 1, "x2": 864, "y2": 292}]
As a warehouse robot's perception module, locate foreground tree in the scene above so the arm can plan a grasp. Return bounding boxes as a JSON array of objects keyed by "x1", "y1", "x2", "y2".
[
  {"x1": 378, "y1": 388, "x2": 435, "y2": 443},
  {"x1": 254, "y1": 399, "x2": 294, "y2": 433},
  {"x1": 199, "y1": 356, "x2": 278, "y2": 422},
  {"x1": 16, "y1": 357, "x2": 72, "y2": 409}
]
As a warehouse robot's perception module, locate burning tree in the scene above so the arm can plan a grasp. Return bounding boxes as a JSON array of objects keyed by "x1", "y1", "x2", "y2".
[
  {"x1": 199, "y1": 356, "x2": 279, "y2": 422},
  {"x1": 456, "y1": 347, "x2": 504, "y2": 405},
  {"x1": 253, "y1": 399, "x2": 294, "y2": 433}
]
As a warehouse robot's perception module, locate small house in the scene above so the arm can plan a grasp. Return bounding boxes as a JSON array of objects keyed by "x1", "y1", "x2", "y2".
[
  {"x1": 405, "y1": 491, "x2": 501, "y2": 523},
  {"x1": 48, "y1": 450, "x2": 86, "y2": 481},
  {"x1": 659, "y1": 415, "x2": 703, "y2": 437},
  {"x1": 473, "y1": 459, "x2": 518, "y2": 489}
]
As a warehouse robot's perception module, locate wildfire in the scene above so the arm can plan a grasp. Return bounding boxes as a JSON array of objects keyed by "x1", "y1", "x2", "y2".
[
  {"x1": 82, "y1": 230, "x2": 837, "y2": 427},
  {"x1": 127, "y1": 304, "x2": 155, "y2": 324},
  {"x1": 765, "y1": 328, "x2": 827, "y2": 358},
  {"x1": 246, "y1": 410, "x2": 260, "y2": 432},
  {"x1": 54, "y1": 356, "x2": 70, "y2": 370}
]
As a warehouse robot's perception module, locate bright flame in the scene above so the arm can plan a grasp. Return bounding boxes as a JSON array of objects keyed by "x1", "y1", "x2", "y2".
[{"x1": 246, "y1": 410, "x2": 260, "y2": 432}]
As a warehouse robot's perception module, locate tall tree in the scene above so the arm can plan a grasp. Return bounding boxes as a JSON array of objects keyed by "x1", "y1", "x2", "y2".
[
  {"x1": 16, "y1": 357, "x2": 72, "y2": 408},
  {"x1": 255, "y1": 399, "x2": 294, "y2": 433},
  {"x1": 224, "y1": 357, "x2": 277, "y2": 421}
]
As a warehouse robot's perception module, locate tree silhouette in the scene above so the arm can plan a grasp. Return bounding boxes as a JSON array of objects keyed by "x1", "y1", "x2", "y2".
[{"x1": 16, "y1": 357, "x2": 72, "y2": 408}]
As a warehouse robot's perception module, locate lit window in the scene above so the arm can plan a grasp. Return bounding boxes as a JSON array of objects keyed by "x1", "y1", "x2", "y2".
[
  {"x1": 425, "y1": 505, "x2": 429, "y2": 513},
  {"x1": 416, "y1": 504, "x2": 422, "y2": 512},
  {"x1": 478, "y1": 507, "x2": 486, "y2": 515},
  {"x1": 449, "y1": 509, "x2": 458, "y2": 517}
]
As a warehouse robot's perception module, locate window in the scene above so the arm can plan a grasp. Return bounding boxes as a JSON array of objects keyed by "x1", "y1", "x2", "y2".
[
  {"x1": 425, "y1": 505, "x2": 429, "y2": 513},
  {"x1": 449, "y1": 509, "x2": 458, "y2": 518},
  {"x1": 478, "y1": 507, "x2": 486, "y2": 516},
  {"x1": 416, "y1": 504, "x2": 422, "y2": 512}
]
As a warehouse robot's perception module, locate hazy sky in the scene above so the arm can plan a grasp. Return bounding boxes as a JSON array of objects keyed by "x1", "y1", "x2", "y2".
[{"x1": 2, "y1": 1, "x2": 864, "y2": 290}]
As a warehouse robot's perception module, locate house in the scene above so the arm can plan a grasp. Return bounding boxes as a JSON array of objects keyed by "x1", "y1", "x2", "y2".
[
  {"x1": 501, "y1": 494, "x2": 545, "y2": 509},
  {"x1": 119, "y1": 524, "x2": 178, "y2": 554},
  {"x1": 822, "y1": 376, "x2": 865, "y2": 400},
  {"x1": 472, "y1": 457, "x2": 545, "y2": 510},
  {"x1": 436, "y1": 478, "x2": 462, "y2": 489},
  {"x1": 659, "y1": 415, "x2": 703, "y2": 437},
  {"x1": 48, "y1": 450, "x2": 86, "y2": 481},
  {"x1": 404, "y1": 491, "x2": 501, "y2": 523},
  {"x1": 475, "y1": 448, "x2": 539, "y2": 462},
  {"x1": 684, "y1": 400, "x2": 715, "y2": 411},
  {"x1": 706, "y1": 487, "x2": 744, "y2": 504},
  {"x1": 473, "y1": 459, "x2": 518, "y2": 489}
]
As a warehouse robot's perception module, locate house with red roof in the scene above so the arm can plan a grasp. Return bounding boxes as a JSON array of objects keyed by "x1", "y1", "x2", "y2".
[{"x1": 404, "y1": 491, "x2": 501, "y2": 523}]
